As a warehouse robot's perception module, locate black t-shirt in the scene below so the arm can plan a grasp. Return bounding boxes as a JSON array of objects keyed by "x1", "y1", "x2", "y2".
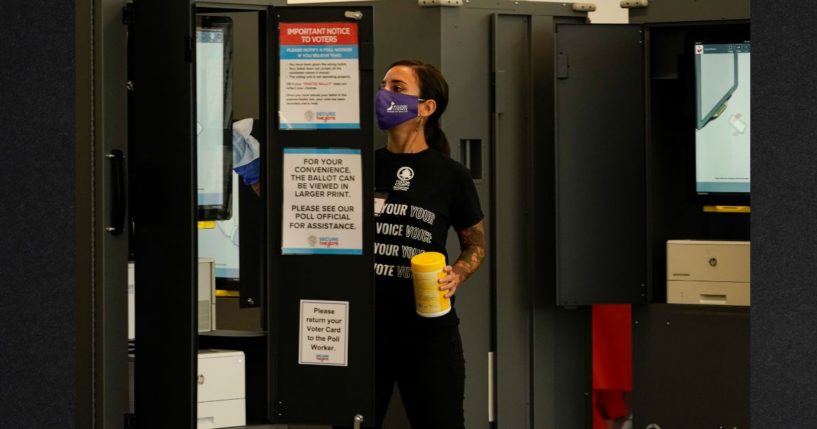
[{"x1": 374, "y1": 147, "x2": 484, "y2": 328}]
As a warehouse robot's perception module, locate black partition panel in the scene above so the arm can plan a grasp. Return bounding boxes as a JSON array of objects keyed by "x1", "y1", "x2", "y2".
[
  {"x1": 240, "y1": 119, "x2": 267, "y2": 309},
  {"x1": 633, "y1": 304, "x2": 749, "y2": 428},
  {"x1": 132, "y1": 0, "x2": 198, "y2": 427},
  {"x1": 267, "y1": 6, "x2": 375, "y2": 425},
  {"x1": 555, "y1": 24, "x2": 647, "y2": 305}
]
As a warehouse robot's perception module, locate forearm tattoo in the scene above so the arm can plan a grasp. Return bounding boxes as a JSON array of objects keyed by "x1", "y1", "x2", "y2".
[{"x1": 453, "y1": 221, "x2": 486, "y2": 283}]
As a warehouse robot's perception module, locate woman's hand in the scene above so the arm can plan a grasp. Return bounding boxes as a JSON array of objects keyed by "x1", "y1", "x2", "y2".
[{"x1": 438, "y1": 265, "x2": 467, "y2": 299}]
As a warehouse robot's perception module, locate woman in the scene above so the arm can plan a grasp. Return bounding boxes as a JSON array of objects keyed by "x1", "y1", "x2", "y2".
[{"x1": 372, "y1": 60, "x2": 486, "y2": 428}]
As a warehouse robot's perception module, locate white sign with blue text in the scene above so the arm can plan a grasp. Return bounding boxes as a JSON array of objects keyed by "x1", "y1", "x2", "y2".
[{"x1": 282, "y1": 148, "x2": 362, "y2": 255}]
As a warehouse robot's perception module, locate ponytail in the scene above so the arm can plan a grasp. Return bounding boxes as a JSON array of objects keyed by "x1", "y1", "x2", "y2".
[
  {"x1": 389, "y1": 59, "x2": 450, "y2": 155},
  {"x1": 425, "y1": 118, "x2": 450, "y2": 156}
]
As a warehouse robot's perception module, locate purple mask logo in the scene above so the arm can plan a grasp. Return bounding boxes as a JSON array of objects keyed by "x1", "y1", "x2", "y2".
[{"x1": 376, "y1": 89, "x2": 420, "y2": 130}]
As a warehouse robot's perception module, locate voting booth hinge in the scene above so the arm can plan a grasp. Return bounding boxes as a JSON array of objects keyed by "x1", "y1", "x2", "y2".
[
  {"x1": 344, "y1": 10, "x2": 364, "y2": 21},
  {"x1": 122, "y1": 3, "x2": 136, "y2": 25},
  {"x1": 571, "y1": 3, "x2": 597, "y2": 12},
  {"x1": 557, "y1": 53, "x2": 569, "y2": 79},
  {"x1": 123, "y1": 413, "x2": 136, "y2": 429},
  {"x1": 185, "y1": 36, "x2": 193, "y2": 63},
  {"x1": 418, "y1": 0, "x2": 463, "y2": 7},
  {"x1": 620, "y1": 0, "x2": 648, "y2": 8},
  {"x1": 105, "y1": 150, "x2": 127, "y2": 235},
  {"x1": 275, "y1": 399, "x2": 284, "y2": 419}
]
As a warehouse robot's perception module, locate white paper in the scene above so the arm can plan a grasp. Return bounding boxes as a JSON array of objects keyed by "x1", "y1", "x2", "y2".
[
  {"x1": 282, "y1": 148, "x2": 363, "y2": 255},
  {"x1": 299, "y1": 300, "x2": 349, "y2": 366}
]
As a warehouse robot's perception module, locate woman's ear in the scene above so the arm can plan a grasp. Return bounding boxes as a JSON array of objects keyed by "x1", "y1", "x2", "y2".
[{"x1": 419, "y1": 98, "x2": 437, "y2": 118}]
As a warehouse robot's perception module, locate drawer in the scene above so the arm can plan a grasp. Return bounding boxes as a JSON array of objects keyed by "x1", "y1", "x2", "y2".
[
  {"x1": 197, "y1": 398, "x2": 246, "y2": 429},
  {"x1": 667, "y1": 240, "x2": 750, "y2": 283},
  {"x1": 667, "y1": 280, "x2": 750, "y2": 306}
]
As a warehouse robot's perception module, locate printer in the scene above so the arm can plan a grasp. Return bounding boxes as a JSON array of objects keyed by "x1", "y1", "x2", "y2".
[
  {"x1": 197, "y1": 349, "x2": 246, "y2": 429},
  {"x1": 666, "y1": 240, "x2": 750, "y2": 306}
]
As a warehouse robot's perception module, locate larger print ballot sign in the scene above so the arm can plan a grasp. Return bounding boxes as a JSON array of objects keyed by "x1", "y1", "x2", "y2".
[
  {"x1": 279, "y1": 22, "x2": 360, "y2": 130},
  {"x1": 282, "y1": 148, "x2": 363, "y2": 255}
]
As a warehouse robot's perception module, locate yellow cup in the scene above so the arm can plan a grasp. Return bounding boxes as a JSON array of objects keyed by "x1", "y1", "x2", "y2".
[{"x1": 411, "y1": 252, "x2": 451, "y2": 318}]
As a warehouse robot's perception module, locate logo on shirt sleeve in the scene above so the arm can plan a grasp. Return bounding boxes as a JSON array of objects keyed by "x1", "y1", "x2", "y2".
[{"x1": 394, "y1": 166, "x2": 414, "y2": 191}]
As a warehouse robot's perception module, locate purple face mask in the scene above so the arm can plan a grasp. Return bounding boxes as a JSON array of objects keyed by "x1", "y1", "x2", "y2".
[{"x1": 375, "y1": 89, "x2": 421, "y2": 130}]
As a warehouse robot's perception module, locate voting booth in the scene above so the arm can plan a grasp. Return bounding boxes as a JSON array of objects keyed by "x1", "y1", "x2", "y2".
[
  {"x1": 127, "y1": 1, "x2": 599, "y2": 428},
  {"x1": 131, "y1": 1, "x2": 374, "y2": 427},
  {"x1": 552, "y1": 1, "x2": 750, "y2": 427}
]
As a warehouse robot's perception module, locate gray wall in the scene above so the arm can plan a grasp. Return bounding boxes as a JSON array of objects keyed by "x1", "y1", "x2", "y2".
[
  {"x1": 0, "y1": 1, "x2": 78, "y2": 428},
  {"x1": 752, "y1": 1, "x2": 817, "y2": 426}
]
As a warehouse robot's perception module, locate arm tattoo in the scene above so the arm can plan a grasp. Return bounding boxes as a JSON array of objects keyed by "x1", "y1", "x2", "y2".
[{"x1": 453, "y1": 221, "x2": 486, "y2": 283}]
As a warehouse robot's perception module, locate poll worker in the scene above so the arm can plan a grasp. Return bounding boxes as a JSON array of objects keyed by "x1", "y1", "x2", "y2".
[
  {"x1": 232, "y1": 117, "x2": 262, "y2": 195},
  {"x1": 233, "y1": 61, "x2": 486, "y2": 428},
  {"x1": 370, "y1": 59, "x2": 486, "y2": 428}
]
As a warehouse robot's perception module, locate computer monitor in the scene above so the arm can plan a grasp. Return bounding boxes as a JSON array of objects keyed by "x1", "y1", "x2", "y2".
[
  {"x1": 196, "y1": 16, "x2": 234, "y2": 220},
  {"x1": 199, "y1": 117, "x2": 264, "y2": 292},
  {"x1": 198, "y1": 170, "x2": 241, "y2": 286},
  {"x1": 694, "y1": 41, "x2": 751, "y2": 202}
]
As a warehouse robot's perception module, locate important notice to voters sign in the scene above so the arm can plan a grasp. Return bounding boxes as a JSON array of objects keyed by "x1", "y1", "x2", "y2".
[
  {"x1": 279, "y1": 22, "x2": 360, "y2": 130},
  {"x1": 282, "y1": 148, "x2": 363, "y2": 255}
]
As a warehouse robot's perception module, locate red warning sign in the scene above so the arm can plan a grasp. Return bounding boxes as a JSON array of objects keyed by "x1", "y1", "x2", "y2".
[{"x1": 280, "y1": 22, "x2": 358, "y2": 46}]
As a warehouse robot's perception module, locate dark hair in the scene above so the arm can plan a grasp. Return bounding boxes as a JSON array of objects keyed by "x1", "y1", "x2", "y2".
[{"x1": 389, "y1": 59, "x2": 450, "y2": 155}]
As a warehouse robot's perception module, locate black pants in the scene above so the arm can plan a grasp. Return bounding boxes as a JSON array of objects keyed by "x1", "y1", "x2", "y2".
[
  {"x1": 375, "y1": 322, "x2": 466, "y2": 429},
  {"x1": 339, "y1": 322, "x2": 466, "y2": 429}
]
